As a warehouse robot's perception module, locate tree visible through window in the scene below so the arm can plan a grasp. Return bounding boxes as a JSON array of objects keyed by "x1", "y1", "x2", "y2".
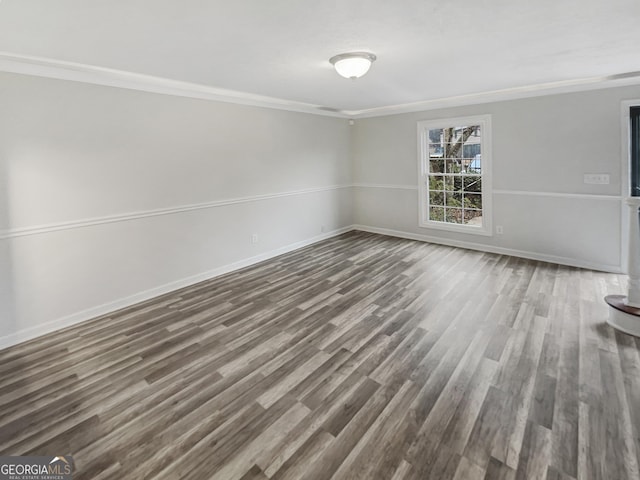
[{"x1": 418, "y1": 115, "x2": 492, "y2": 235}]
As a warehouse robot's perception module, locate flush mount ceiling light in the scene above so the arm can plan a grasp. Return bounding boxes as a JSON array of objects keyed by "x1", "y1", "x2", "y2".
[{"x1": 329, "y1": 52, "x2": 377, "y2": 79}]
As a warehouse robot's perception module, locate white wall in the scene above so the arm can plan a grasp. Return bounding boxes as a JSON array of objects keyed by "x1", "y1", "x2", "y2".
[
  {"x1": 352, "y1": 85, "x2": 640, "y2": 272},
  {"x1": 0, "y1": 73, "x2": 352, "y2": 347}
]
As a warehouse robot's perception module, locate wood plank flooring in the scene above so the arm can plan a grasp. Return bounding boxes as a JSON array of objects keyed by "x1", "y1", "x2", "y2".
[{"x1": 1, "y1": 231, "x2": 639, "y2": 479}]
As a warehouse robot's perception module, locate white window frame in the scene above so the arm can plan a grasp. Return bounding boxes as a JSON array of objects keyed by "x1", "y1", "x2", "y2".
[
  {"x1": 620, "y1": 99, "x2": 640, "y2": 271},
  {"x1": 417, "y1": 114, "x2": 493, "y2": 236}
]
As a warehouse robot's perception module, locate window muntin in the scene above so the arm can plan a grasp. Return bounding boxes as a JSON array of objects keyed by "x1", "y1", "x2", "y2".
[{"x1": 418, "y1": 115, "x2": 492, "y2": 235}]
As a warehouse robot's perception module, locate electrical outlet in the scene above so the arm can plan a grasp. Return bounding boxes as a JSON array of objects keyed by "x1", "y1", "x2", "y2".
[
  {"x1": 496, "y1": 225, "x2": 504, "y2": 235},
  {"x1": 251, "y1": 234, "x2": 259, "y2": 244},
  {"x1": 584, "y1": 173, "x2": 610, "y2": 184}
]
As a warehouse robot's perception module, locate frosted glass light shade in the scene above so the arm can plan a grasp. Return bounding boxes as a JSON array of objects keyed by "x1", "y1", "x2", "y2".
[{"x1": 330, "y1": 52, "x2": 376, "y2": 79}]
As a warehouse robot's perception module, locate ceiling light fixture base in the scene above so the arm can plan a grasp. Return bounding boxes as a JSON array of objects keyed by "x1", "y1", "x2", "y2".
[{"x1": 329, "y1": 52, "x2": 377, "y2": 79}]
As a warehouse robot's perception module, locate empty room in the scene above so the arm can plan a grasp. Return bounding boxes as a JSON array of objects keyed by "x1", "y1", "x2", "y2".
[{"x1": 1, "y1": 1, "x2": 640, "y2": 479}]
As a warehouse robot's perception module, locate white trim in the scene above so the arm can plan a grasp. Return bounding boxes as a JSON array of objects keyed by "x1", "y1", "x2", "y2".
[
  {"x1": 347, "y1": 72, "x2": 640, "y2": 118},
  {"x1": 2, "y1": 184, "x2": 622, "y2": 240},
  {"x1": 352, "y1": 183, "x2": 418, "y2": 190},
  {"x1": 353, "y1": 183, "x2": 622, "y2": 200},
  {"x1": 353, "y1": 224, "x2": 622, "y2": 273},
  {"x1": 607, "y1": 306, "x2": 640, "y2": 338},
  {"x1": 0, "y1": 52, "x2": 347, "y2": 118},
  {"x1": 0, "y1": 222, "x2": 624, "y2": 349},
  {"x1": 3, "y1": 52, "x2": 640, "y2": 119},
  {"x1": 0, "y1": 226, "x2": 354, "y2": 350},
  {"x1": 493, "y1": 189, "x2": 622, "y2": 201},
  {"x1": 619, "y1": 99, "x2": 640, "y2": 273},
  {"x1": 417, "y1": 114, "x2": 493, "y2": 237},
  {"x1": 0, "y1": 184, "x2": 352, "y2": 239}
]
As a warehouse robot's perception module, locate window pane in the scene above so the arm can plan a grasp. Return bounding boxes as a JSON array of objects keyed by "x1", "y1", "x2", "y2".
[
  {"x1": 463, "y1": 145, "x2": 481, "y2": 162},
  {"x1": 463, "y1": 209, "x2": 483, "y2": 226},
  {"x1": 445, "y1": 159, "x2": 463, "y2": 174},
  {"x1": 447, "y1": 175, "x2": 460, "y2": 192},
  {"x1": 429, "y1": 191, "x2": 444, "y2": 206},
  {"x1": 463, "y1": 193, "x2": 482, "y2": 210},
  {"x1": 443, "y1": 144, "x2": 463, "y2": 159},
  {"x1": 429, "y1": 159, "x2": 445, "y2": 173},
  {"x1": 429, "y1": 143, "x2": 444, "y2": 158},
  {"x1": 428, "y1": 128, "x2": 443, "y2": 143},
  {"x1": 463, "y1": 126, "x2": 481, "y2": 143},
  {"x1": 463, "y1": 176, "x2": 482, "y2": 192},
  {"x1": 444, "y1": 175, "x2": 455, "y2": 191},
  {"x1": 446, "y1": 208, "x2": 462, "y2": 224},
  {"x1": 445, "y1": 192, "x2": 462, "y2": 207},
  {"x1": 429, "y1": 175, "x2": 445, "y2": 190},
  {"x1": 467, "y1": 154, "x2": 481, "y2": 173},
  {"x1": 442, "y1": 127, "x2": 455, "y2": 143},
  {"x1": 429, "y1": 206, "x2": 445, "y2": 222}
]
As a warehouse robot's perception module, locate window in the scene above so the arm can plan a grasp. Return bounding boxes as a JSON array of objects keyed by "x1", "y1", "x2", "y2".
[{"x1": 418, "y1": 114, "x2": 492, "y2": 235}]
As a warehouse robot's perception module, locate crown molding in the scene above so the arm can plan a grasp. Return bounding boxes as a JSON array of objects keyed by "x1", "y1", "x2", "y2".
[
  {"x1": 0, "y1": 52, "x2": 348, "y2": 118},
  {"x1": 2, "y1": 52, "x2": 640, "y2": 119},
  {"x1": 345, "y1": 72, "x2": 640, "y2": 118}
]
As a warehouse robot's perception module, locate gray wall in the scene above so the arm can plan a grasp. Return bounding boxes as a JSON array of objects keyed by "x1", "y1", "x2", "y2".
[
  {"x1": 352, "y1": 86, "x2": 640, "y2": 271},
  {"x1": 0, "y1": 73, "x2": 352, "y2": 347},
  {"x1": 2, "y1": 71, "x2": 639, "y2": 349}
]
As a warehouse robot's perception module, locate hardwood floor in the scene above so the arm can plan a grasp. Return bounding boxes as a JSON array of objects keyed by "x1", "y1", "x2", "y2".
[{"x1": 1, "y1": 231, "x2": 639, "y2": 480}]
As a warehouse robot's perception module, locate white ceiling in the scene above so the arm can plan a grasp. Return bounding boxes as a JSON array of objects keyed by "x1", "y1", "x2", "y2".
[{"x1": 1, "y1": 0, "x2": 640, "y2": 114}]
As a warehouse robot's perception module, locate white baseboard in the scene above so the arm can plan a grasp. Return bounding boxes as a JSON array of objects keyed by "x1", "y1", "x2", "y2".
[
  {"x1": 0, "y1": 226, "x2": 353, "y2": 350},
  {"x1": 352, "y1": 224, "x2": 623, "y2": 274},
  {"x1": 0, "y1": 223, "x2": 622, "y2": 350}
]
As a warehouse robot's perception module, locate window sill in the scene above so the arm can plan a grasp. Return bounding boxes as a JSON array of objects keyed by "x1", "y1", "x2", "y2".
[{"x1": 419, "y1": 220, "x2": 493, "y2": 237}]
